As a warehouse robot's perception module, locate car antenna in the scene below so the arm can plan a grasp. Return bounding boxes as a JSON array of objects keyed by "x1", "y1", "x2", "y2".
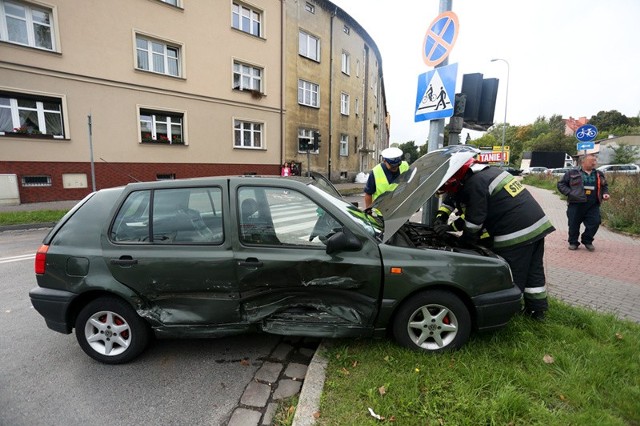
[{"x1": 99, "y1": 158, "x2": 141, "y2": 182}]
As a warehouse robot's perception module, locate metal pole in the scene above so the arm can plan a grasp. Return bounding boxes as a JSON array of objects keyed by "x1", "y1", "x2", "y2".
[
  {"x1": 87, "y1": 114, "x2": 96, "y2": 192},
  {"x1": 422, "y1": 0, "x2": 452, "y2": 226},
  {"x1": 491, "y1": 58, "x2": 509, "y2": 167}
]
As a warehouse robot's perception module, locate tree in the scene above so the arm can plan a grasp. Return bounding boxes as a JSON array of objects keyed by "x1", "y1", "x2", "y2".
[
  {"x1": 589, "y1": 110, "x2": 630, "y2": 133},
  {"x1": 611, "y1": 143, "x2": 640, "y2": 164},
  {"x1": 396, "y1": 141, "x2": 419, "y2": 164}
]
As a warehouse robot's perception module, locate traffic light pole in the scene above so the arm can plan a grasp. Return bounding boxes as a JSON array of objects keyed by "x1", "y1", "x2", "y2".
[{"x1": 422, "y1": 0, "x2": 452, "y2": 226}]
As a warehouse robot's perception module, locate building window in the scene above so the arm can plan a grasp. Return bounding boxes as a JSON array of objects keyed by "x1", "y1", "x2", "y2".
[
  {"x1": 298, "y1": 128, "x2": 317, "y2": 153},
  {"x1": 234, "y1": 120, "x2": 263, "y2": 149},
  {"x1": 340, "y1": 135, "x2": 348, "y2": 156},
  {"x1": 343, "y1": 25, "x2": 350, "y2": 35},
  {"x1": 21, "y1": 175, "x2": 51, "y2": 186},
  {"x1": 139, "y1": 109, "x2": 184, "y2": 144},
  {"x1": 0, "y1": 94, "x2": 64, "y2": 137},
  {"x1": 0, "y1": 0, "x2": 55, "y2": 50},
  {"x1": 160, "y1": 0, "x2": 179, "y2": 6},
  {"x1": 233, "y1": 61, "x2": 262, "y2": 92},
  {"x1": 136, "y1": 35, "x2": 181, "y2": 77},
  {"x1": 340, "y1": 92, "x2": 349, "y2": 115},
  {"x1": 298, "y1": 79, "x2": 319, "y2": 108},
  {"x1": 355, "y1": 98, "x2": 359, "y2": 116},
  {"x1": 156, "y1": 173, "x2": 176, "y2": 180},
  {"x1": 298, "y1": 30, "x2": 320, "y2": 61},
  {"x1": 232, "y1": 2, "x2": 261, "y2": 37},
  {"x1": 304, "y1": 2, "x2": 315, "y2": 13},
  {"x1": 341, "y1": 51, "x2": 350, "y2": 75}
]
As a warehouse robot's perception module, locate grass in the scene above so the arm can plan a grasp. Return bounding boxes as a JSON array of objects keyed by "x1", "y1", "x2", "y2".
[
  {"x1": 0, "y1": 209, "x2": 67, "y2": 226},
  {"x1": 315, "y1": 299, "x2": 640, "y2": 425}
]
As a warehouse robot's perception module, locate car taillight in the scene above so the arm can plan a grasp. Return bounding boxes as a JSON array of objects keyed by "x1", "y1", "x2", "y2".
[{"x1": 35, "y1": 245, "x2": 49, "y2": 275}]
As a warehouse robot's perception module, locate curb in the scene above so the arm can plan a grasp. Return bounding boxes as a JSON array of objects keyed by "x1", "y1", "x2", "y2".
[
  {"x1": 292, "y1": 341, "x2": 328, "y2": 426},
  {"x1": 0, "y1": 222, "x2": 56, "y2": 232}
]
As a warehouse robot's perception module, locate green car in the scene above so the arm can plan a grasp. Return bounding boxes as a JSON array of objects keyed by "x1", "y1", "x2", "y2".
[{"x1": 30, "y1": 146, "x2": 521, "y2": 364}]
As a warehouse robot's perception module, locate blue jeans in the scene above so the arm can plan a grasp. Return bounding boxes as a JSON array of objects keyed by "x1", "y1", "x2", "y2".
[{"x1": 566, "y1": 201, "x2": 601, "y2": 245}]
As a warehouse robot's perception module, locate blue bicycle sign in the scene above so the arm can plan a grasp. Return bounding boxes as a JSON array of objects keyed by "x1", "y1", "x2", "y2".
[{"x1": 575, "y1": 124, "x2": 598, "y2": 142}]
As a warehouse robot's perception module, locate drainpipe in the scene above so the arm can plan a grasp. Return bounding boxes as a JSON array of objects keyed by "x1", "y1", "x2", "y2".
[
  {"x1": 280, "y1": 0, "x2": 285, "y2": 168},
  {"x1": 327, "y1": 7, "x2": 337, "y2": 180}
]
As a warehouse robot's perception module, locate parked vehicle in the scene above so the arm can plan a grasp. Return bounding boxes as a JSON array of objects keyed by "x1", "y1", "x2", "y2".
[
  {"x1": 521, "y1": 166, "x2": 548, "y2": 175},
  {"x1": 30, "y1": 146, "x2": 521, "y2": 364},
  {"x1": 597, "y1": 164, "x2": 640, "y2": 174},
  {"x1": 548, "y1": 167, "x2": 574, "y2": 176}
]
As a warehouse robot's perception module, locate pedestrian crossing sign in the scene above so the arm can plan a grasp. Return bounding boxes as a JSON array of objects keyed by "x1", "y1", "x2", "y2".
[{"x1": 415, "y1": 63, "x2": 458, "y2": 122}]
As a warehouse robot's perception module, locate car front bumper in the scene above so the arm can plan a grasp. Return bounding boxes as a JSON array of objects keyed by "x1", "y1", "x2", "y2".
[
  {"x1": 29, "y1": 287, "x2": 76, "y2": 334},
  {"x1": 472, "y1": 286, "x2": 522, "y2": 331}
]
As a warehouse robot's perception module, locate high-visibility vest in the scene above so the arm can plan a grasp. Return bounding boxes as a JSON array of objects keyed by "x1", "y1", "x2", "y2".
[{"x1": 371, "y1": 161, "x2": 409, "y2": 201}]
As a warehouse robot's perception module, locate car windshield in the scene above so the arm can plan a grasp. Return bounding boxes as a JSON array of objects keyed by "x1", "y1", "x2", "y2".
[{"x1": 308, "y1": 185, "x2": 383, "y2": 239}]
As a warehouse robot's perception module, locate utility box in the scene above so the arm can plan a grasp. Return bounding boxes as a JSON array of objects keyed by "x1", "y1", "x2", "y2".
[{"x1": 0, "y1": 174, "x2": 20, "y2": 205}]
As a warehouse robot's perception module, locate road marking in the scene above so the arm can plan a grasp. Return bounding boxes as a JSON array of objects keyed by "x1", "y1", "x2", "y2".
[{"x1": 0, "y1": 254, "x2": 34, "y2": 264}]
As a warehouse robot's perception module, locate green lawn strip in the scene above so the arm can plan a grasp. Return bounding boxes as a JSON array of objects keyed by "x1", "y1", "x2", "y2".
[
  {"x1": 317, "y1": 299, "x2": 640, "y2": 425},
  {"x1": 0, "y1": 210, "x2": 67, "y2": 226}
]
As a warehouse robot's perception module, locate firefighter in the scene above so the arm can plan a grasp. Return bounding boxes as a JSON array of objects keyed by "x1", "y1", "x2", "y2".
[
  {"x1": 363, "y1": 147, "x2": 410, "y2": 209},
  {"x1": 438, "y1": 159, "x2": 556, "y2": 320}
]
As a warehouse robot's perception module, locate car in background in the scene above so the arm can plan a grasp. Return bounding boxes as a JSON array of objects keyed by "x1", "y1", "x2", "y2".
[
  {"x1": 597, "y1": 164, "x2": 640, "y2": 174},
  {"x1": 548, "y1": 167, "x2": 574, "y2": 177},
  {"x1": 29, "y1": 146, "x2": 522, "y2": 364},
  {"x1": 521, "y1": 166, "x2": 548, "y2": 175}
]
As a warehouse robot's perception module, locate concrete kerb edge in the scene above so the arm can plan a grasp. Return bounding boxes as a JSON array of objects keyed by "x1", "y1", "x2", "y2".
[{"x1": 291, "y1": 341, "x2": 329, "y2": 426}]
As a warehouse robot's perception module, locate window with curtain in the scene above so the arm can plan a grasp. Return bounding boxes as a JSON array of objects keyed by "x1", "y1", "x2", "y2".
[
  {"x1": 1, "y1": 0, "x2": 55, "y2": 50},
  {"x1": 136, "y1": 35, "x2": 181, "y2": 77},
  {"x1": 0, "y1": 94, "x2": 63, "y2": 137},
  {"x1": 340, "y1": 135, "x2": 349, "y2": 156},
  {"x1": 234, "y1": 120, "x2": 263, "y2": 149},
  {"x1": 232, "y1": 2, "x2": 261, "y2": 36},
  {"x1": 139, "y1": 109, "x2": 184, "y2": 144},
  {"x1": 233, "y1": 61, "x2": 263, "y2": 92},
  {"x1": 340, "y1": 92, "x2": 350, "y2": 115},
  {"x1": 298, "y1": 79, "x2": 319, "y2": 107},
  {"x1": 299, "y1": 30, "x2": 320, "y2": 61}
]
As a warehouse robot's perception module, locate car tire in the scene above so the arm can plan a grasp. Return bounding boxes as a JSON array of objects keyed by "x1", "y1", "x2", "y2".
[
  {"x1": 392, "y1": 290, "x2": 471, "y2": 352},
  {"x1": 75, "y1": 297, "x2": 150, "y2": 364}
]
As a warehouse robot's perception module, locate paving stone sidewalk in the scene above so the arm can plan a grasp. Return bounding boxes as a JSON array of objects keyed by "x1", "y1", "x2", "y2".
[{"x1": 527, "y1": 185, "x2": 640, "y2": 323}]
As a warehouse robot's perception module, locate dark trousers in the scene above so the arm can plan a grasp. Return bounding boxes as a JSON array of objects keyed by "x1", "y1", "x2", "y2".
[
  {"x1": 495, "y1": 239, "x2": 548, "y2": 312},
  {"x1": 567, "y1": 202, "x2": 601, "y2": 245}
]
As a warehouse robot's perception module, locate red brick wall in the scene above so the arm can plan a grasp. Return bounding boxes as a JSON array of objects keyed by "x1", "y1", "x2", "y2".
[{"x1": 0, "y1": 161, "x2": 280, "y2": 203}]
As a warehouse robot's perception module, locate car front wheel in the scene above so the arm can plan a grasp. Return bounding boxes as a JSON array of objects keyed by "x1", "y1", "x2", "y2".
[
  {"x1": 75, "y1": 297, "x2": 150, "y2": 364},
  {"x1": 393, "y1": 290, "x2": 471, "y2": 352}
]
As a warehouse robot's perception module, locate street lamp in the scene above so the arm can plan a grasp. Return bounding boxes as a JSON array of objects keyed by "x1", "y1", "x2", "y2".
[{"x1": 491, "y1": 58, "x2": 509, "y2": 167}]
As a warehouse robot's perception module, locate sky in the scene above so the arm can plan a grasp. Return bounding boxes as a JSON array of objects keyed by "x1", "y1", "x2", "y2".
[{"x1": 329, "y1": 0, "x2": 640, "y2": 145}]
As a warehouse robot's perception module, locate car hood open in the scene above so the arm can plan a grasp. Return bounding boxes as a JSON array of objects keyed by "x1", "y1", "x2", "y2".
[{"x1": 371, "y1": 145, "x2": 479, "y2": 243}]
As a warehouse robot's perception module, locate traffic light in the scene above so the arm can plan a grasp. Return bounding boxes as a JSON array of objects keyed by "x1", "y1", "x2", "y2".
[
  {"x1": 312, "y1": 131, "x2": 321, "y2": 151},
  {"x1": 460, "y1": 73, "x2": 500, "y2": 129}
]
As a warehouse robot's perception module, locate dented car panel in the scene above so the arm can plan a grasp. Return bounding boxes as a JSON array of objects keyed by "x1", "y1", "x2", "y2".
[{"x1": 30, "y1": 147, "x2": 523, "y2": 363}]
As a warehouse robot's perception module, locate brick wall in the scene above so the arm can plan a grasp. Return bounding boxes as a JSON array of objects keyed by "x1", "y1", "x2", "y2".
[{"x1": 0, "y1": 161, "x2": 280, "y2": 203}]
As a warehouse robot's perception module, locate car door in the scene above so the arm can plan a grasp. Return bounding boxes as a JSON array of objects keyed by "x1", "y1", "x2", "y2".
[
  {"x1": 103, "y1": 184, "x2": 240, "y2": 325},
  {"x1": 231, "y1": 181, "x2": 382, "y2": 334}
]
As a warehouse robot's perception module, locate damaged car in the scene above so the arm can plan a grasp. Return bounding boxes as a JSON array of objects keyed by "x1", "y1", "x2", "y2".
[{"x1": 30, "y1": 146, "x2": 522, "y2": 364}]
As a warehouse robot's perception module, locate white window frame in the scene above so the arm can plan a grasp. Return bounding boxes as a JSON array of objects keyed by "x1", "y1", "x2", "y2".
[
  {"x1": 298, "y1": 79, "x2": 319, "y2": 108},
  {"x1": 339, "y1": 134, "x2": 348, "y2": 157},
  {"x1": 340, "y1": 92, "x2": 349, "y2": 115},
  {"x1": 0, "y1": 92, "x2": 64, "y2": 138},
  {"x1": 304, "y1": 2, "x2": 315, "y2": 13},
  {"x1": 298, "y1": 128, "x2": 318, "y2": 154},
  {"x1": 234, "y1": 119, "x2": 263, "y2": 149},
  {"x1": 138, "y1": 107, "x2": 185, "y2": 145},
  {"x1": 232, "y1": 2, "x2": 261, "y2": 37},
  {"x1": 0, "y1": 0, "x2": 56, "y2": 51},
  {"x1": 299, "y1": 30, "x2": 320, "y2": 62},
  {"x1": 160, "y1": 0, "x2": 180, "y2": 6},
  {"x1": 343, "y1": 25, "x2": 350, "y2": 35},
  {"x1": 135, "y1": 34, "x2": 181, "y2": 77},
  {"x1": 341, "y1": 51, "x2": 351, "y2": 75},
  {"x1": 233, "y1": 60, "x2": 263, "y2": 92}
]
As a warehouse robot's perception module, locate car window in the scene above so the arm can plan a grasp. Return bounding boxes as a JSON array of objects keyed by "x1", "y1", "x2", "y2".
[
  {"x1": 111, "y1": 187, "x2": 223, "y2": 244},
  {"x1": 237, "y1": 186, "x2": 340, "y2": 247}
]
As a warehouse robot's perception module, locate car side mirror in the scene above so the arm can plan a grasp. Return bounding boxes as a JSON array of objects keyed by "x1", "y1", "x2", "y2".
[{"x1": 325, "y1": 227, "x2": 362, "y2": 255}]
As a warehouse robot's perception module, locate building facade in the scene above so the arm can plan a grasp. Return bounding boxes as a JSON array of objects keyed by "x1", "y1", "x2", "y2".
[{"x1": 0, "y1": 0, "x2": 388, "y2": 203}]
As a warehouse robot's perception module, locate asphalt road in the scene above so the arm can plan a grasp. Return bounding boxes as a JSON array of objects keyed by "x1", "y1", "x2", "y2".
[{"x1": 0, "y1": 229, "x2": 281, "y2": 426}]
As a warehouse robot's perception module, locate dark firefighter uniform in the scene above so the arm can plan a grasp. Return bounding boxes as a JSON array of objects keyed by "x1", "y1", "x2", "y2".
[{"x1": 445, "y1": 164, "x2": 555, "y2": 317}]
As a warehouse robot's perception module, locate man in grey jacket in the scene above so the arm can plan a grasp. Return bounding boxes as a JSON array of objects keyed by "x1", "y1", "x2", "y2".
[{"x1": 557, "y1": 154, "x2": 610, "y2": 251}]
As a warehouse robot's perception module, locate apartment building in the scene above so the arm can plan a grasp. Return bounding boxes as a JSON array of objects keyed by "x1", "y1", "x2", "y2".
[{"x1": 0, "y1": 0, "x2": 388, "y2": 203}]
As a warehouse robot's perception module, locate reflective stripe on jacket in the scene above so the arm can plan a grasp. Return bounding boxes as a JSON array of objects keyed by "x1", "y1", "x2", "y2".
[{"x1": 372, "y1": 161, "x2": 410, "y2": 201}]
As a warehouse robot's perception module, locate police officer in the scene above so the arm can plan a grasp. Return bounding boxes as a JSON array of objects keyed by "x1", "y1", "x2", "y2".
[
  {"x1": 363, "y1": 147, "x2": 410, "y2": 209},
  {"x1": 438, "y1": 159, "x2": 555, "y2": 320}
]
